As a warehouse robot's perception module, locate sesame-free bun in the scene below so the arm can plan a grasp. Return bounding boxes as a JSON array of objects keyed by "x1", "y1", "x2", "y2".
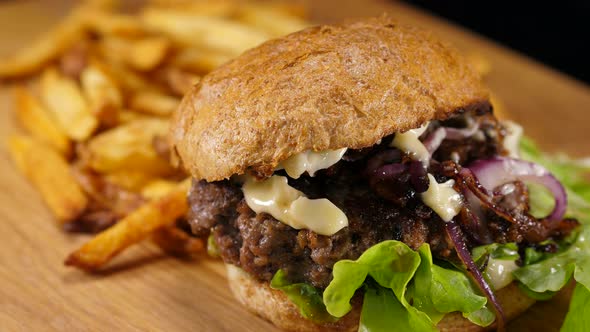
[
  {"x1": 226, "y1": 264, "x2": 535, "y2": 332},
  {"x1": 171, "y1": 16, "x2": 490, "y2": 181}
]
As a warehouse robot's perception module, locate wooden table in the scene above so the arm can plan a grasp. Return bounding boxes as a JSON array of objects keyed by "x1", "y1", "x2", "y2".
[{"x1": 1, "y1": 1, "x2": 588, "y2": 331}]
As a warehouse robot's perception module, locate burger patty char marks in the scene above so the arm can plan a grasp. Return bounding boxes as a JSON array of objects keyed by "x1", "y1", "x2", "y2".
[{"x1": 187, "y1": 112, "x2": 576, "y2": 288}]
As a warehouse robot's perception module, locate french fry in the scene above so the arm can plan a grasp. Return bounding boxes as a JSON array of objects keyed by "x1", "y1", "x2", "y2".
[
  {"x1": 86, "y1": 118, "x2": 174, "y2": 175},
  {"x1": 7, "y1": 135, "x2": 87, "y2": 223},
  {"x1": 72, "y1": 168, "x2": 145, "y2": 217},
  {"x1": 96, "y1": 35, "x2": 170, "y2": 72},
  {"x1": 161, "y1": 67, "x2": 201, "y2": 96},
  {"x1": 127, "y1": 37, "x2": 171, "y2": 71},
  {"x1": 80, "y1": 60, "x2": 123, "y2": 127},
  {"x1": 147, "y1": 0, "x2": 236, "y2": 17},
  {"x1": 65, "y1": 209, "x2": 118, "y2": 234},
  {"x1": 0, "y1": 7, "x2": 86, "y2": 78},
  {"x1": 117, "y1": 110, "x2": 158, "y2": 124},
  {"x1": 141, "y1": 179, "x2": 179, "y2": 199},
  {"x1": 81, "y1": 60, "x2": 123, "y2": 108},
  {"x1": 40, "y1": 67, "x2": 98, "y2": 141},
  {"x1": 0, "y1": 0, "x2": 119, "y2": 78},
  {"x1": 171, "y1": 48, "x2": 232, "y2": 74},
  {"x1": 96, "y1": 35, "x2": 130, "y2": 65},
  {"x1": 237, "y1": 4, "x2": 310, "y2": 37},
  {"x1": 4, "y1": 0, "x2": 315, "y2": 273},
  {"x1": 140, "y1": 8, "x2": 270, "y2": 55},
  {"x1": 259, "y1": 3, "x2": 308, "y2": 19},
  {"x1": 104, "y1": 170, "x2": 157, "y2": 192},
  {"x1": 59, "y1": 42, "x2": 90, "y2": 79},
  {"x1": 152, "y1": 225, "x2": 205, "y2": 256},
  {"x1": 102, "y1": 60, "x2": 151, "y2": 92},
  {"x1": 65, "y1": 179, "x2": 191, "y2": 270},
  {"x1": 13, "y1": 86, "x2": 72, "y2": 157},
  {"x1": 86, "y1": 12, "x2": 147, "y2": 37},
  {"x1": 130, "y1": 91, "x2": 180, "y2": 116},
  {"x1": 151, "y1": 134, "x2": 172, "y2": 162}
]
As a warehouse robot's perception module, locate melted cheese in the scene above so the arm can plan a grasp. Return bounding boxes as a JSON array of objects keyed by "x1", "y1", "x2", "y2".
[
  {"x1": 421, "y1": 174, "x2": 463, "y2": 222},
  {"x1": 485, "y1": 258, "x2": 519, "y2": 290},
  {"x1": 242, "y1": 175, "x2": 348, "y2": 235},
  {"x1": 391, "y1": 123, "x2": 430, "y2": 165},
  {"x1": 502, "y1": 120, "x2": 523, "y2": 158},
  {"x1": 278, "y1": 148, "x2": 347, "y2": 179}
]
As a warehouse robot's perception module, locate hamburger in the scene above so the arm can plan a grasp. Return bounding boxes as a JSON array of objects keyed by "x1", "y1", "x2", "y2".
[{"x1": 170, "y1": 17, "x2": 585, "y2": 331}]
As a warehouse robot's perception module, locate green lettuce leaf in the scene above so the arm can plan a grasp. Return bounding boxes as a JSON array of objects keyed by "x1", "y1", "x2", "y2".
[
  {"x1": 513, "y1": 227, "x2": 590, "y2": 292},
  {"x1": 561, "y1": 283, "x2": 590, "y2": 332},
  {"x1": 472, "y1": 242, "x2": 519, "y2": 264},
  {"x1": 464, "y1": 306, "x2": 496, "y2": 327},
  {"x1": 410, "y1": 244, "x2": 492, "y2": 326},
  {"x1": 517, "y1": 282, "x2": 557, "y2": 301},
  {"x1": 323, "y1": 240, "x2": 435, "y2": 330},
  {"x1": 524, "y1": 246, "x2": 547, "y2": 265},
  {"x1": 272, "y1": 136, "x2": 590, "y2": 332},
  {"x1": 519, "y1": 136, "x2": 590, "y2": 330},
  {"x1": 520, "y1": 136, "x2": 590, "y2": 223},
  {"x1": 410, "y1": 245, "x2": 445, "y2": 324},
  {"x1": 359, "y1": 283, "x2": 436, "y2": 332},
  {"x1": 270, "y1": 269, "x2": 338, "y2": 323},
  {"x1": 515, "y1": 136, "x2": 590, "y2": 297},
  {"x1": 323, "y1": 240, "x2": 422, "y2": 317},
  {"x1": 324, "y1": 241, "x2": 496, "y2": 331}
]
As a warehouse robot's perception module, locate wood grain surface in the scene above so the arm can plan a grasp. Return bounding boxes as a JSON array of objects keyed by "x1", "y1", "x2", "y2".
[{"x1": 1, "y1": 1, "x2": 589, "y2": 331}]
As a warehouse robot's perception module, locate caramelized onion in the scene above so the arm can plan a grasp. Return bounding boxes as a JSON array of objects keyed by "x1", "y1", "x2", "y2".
[
  {"x1": 469, "y1": 157, "x2": 567, "y2": 222},
  {"x1": 445, "y1": 219, "x2": 506, "y2": 331}
]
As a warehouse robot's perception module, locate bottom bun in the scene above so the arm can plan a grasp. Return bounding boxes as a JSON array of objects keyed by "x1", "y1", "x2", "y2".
[{"x1": 226, "y1": 264, "x2": 536, "y2": 332}]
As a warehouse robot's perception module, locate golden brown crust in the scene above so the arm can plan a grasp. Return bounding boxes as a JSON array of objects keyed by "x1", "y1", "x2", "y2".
[
  {"x1": 171, "y1": 16, "x2": 490, "y2": 181},
  {"x1": 226, "y1": 264, "x2": 535, "y2": 332}
]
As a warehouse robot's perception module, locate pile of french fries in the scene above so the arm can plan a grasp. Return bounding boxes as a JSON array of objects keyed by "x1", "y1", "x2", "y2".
[{"x1": 3, "y1": 0, "x2": 310, "y2": 271}]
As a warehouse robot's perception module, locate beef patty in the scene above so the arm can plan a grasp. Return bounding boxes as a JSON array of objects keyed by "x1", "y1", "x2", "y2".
[{"x1": 187, "y1": 112, "x2": 576, "y2": 288}]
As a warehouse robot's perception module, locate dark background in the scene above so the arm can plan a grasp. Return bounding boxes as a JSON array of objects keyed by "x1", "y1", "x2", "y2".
[{"x1": 401, "y1": 0, "x2": 590, "y2": 84}]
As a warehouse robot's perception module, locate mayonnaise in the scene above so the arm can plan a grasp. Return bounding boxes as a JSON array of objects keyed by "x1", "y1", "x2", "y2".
[
  {"x1": 391, "y1": 123, "x2": 430, "y2": 165},
  {"x1": 485, "y1": 258, "x2": 519, "y2": 290},
  {"x1": 421, "y1": 174, "x2": 463, "y2": 222},
  {"x1": 391, "y1": 123, "x2": 464, "y2": 222},
  {"x1": 502, "y1": 120, "x2": 523, "y2": 158},
  {"x1": 278, "y1": 148, "x2": 347, "y2": 179},
  {"x1": 242, "y1": 175, "x2": 348, "y2": 235}
]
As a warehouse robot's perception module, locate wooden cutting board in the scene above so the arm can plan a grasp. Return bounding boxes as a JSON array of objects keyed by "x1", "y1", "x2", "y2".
[{"x1": 1, "y1": 1, "x2": 589, "y2": 331}]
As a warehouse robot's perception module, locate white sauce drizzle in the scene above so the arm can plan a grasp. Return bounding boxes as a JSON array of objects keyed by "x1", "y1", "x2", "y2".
[
  {"x1": 502, "y1": 120, "x2": 523, "y2": 158},
  {"x1": 278, "y1": 148, "x2": 347, "y2": 179},
  {"x1": 391, "y1": 122, "x2": 464, "y2": 221},
  {"x1": 242, "y1": 175, "x2": 348, "y2": 235},
  {"x1": 391, "y1": 123, "x2": 430, "y2": 165},
  {"x1": 485, "y1": 258, "x2": 519, "y2": 290},
  {"x1": 421, "y1": 174, "x2": 463, "y2": 222}
]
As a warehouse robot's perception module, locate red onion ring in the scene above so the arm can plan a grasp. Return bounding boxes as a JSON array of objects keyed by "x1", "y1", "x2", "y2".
[
  {"x1": 469, "y1": 157, "x2": 567, "y2": 222},
  {"x1": 457, "y1": 168, "x2": 520, "y2": 224},
  {"x1": 444, "y1": 121, "x2": 480, "y2": 139},
  {"x1": 423, "y1": 121, "x2": 481, "y2": 155},
  {"x1": 423, "y1": 127, "x2": 447, "y2": 155},
  {"x1": 445, "y1": 219, "x2": 506, "y2": 331}
]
